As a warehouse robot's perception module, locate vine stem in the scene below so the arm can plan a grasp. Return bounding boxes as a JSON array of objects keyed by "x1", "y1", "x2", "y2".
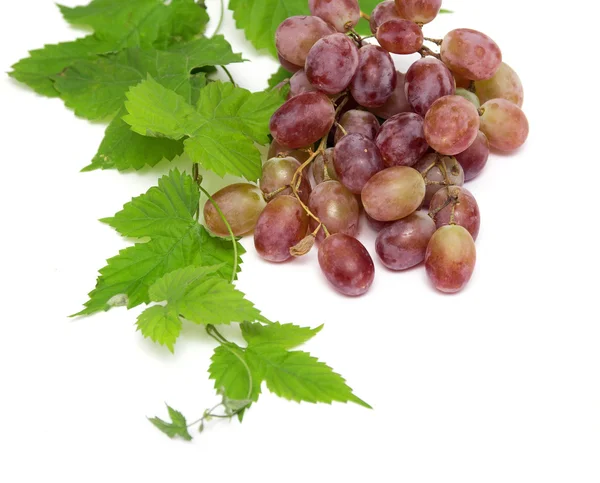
[
  {"x1": 419, "y1": 45, "x2": 441, "y2": 60},
  {"x1": 360, "y1": 11, "x2": 371, "y2": 21},
  {"x1": 424, "y1": 37, "x2": 442, "y2": 46},
  {"x1": 198, "y1": 183, "x2": 238, "y2": 284},
  {"x1": 221, "y1": 65, "x2": 236, "y2": 86},
  {"x1": 213, "y1": 0, "x2": 225, "y2": 37}
]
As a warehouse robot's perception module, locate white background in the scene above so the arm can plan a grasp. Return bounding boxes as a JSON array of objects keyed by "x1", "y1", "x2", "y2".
[{"x1": 1, "y1": 0, "x2": 599, "y2": 481}]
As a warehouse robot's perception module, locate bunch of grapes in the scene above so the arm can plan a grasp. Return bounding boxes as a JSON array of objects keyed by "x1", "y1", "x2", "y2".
[{"x1": 203, "y1": 0, "x2": 529, "y2": 296}]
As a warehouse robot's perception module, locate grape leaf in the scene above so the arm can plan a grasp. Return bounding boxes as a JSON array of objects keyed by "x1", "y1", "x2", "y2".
[
  {"x1": 439, "y1": 9, "x2": 454, "y2": 14},
  {"x1": 136, "y1": 305, "x2": 182, "y2": 353},
  {"x1": 228, "y1": 0, "x2": 377, "y2": 57},
  {"x1": 209, "y1": 344, "x2": 261, "y2": 402},
  {"x1": 241, "y1": 322, "x2": 323, "y2": 349},
  {"x1": 76, "y1": 170, "x2": 243, "y2": 315},
  {"x1": 148, "y1": 405, "x2": 192, "y2": 441},
  {"x1": 267, "y1": 66, "x2": 292, "y2": 89},
  {"x1": 246, "y1": 344, "x2": 371, "y2": 408},
  {"x1": 123, "y1": 78, "x2": 285, "y2": 180}
]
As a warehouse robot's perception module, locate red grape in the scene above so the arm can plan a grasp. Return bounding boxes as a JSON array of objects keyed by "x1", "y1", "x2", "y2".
[
  {"x1": 268, "y1": 139, "x2": 311, "y2": 164},
  {"x1": 404, "y1": 57, "x2": 455, "y2": 116},
  {"x1": 318, "y1": 233, "x2": 375, "y2": 296},
  {"x1": 275, "y1": 16, "x2": 335, "y2": 67},
  {"x1": 333, "y1": 133, "x2": 385, "y2": 194},
  {"x1": 289, "y1": 70, "x2": 317, "y2": 97},
  {"x1": 254, "y1": 195, "x2": 309, "y2": 262},
  {"x1": 270, "y1": 91, "x2": 335, "y2": 149},
  {"x1": 369, "y1": 1, "x2": 403, "y2": 34},
  {"x1": 350, "y1": 45, "x2": 397, "y2": 108},
  {"x1": 394, "y1": 0, "x2": 442, "y2": 24},
  {"x1": 475, "y1": 62, "x2": 524, "y2": 107},
  {"x1": 424, "y1": 95, "x2": 480, "y2": 155},
  {"x1": 479, "y1": 98, "x2": 529, "y2": 151},
  {"x1": 429, "y1": 186, "x2": 480, "y2": 240},
  {"x1": 278, "y1": 53, "x2": 302, "y2": 73},
  {"x1": 425, "y1": 225, "x2": 476, "y2": 293},
  {"x1": 311, "y1": 148, "x2": 338, "y2": 185},
  {"x1": 455, "y1": 88, "x2": 480, "y2": 109},
  {"x1": 441, "y1": 28, "x2": 502, "y2": 81},
  {"x1": 361, "y1": 166, "x2": 425, "y2": 221},
  {"x1": 306, "y1": 33, "x2": 359, "y2": 95},
  {"x1": 375, "y1": 112, "x2": 429, "y2": 167},
  {"x1": 309, "y1": 180, "x2": 359, "y2": 240},
  {"x1": 309, "y1": 0, "x2": 360, "y2": 32},
  {"x1": 260, "y1": 157, "x2": 311, "y2": 205},
  {"x1": 377, "y1": 19, "x2": 423, "y2": 54},
  {"x1": 376, "y1": 211, "x2": 436, "y2": 270},
  {"x1": 368, "y1": 72, "x2": 412, "y2": 120},
  {"x1": 204, "y1": 183, "x2": 266, "y2": 237},
  {"x1": 455, "y1": 131, "x2": 489, "y2": 181},
  {"x1": 413, "y1": 153, "x2": 464, "y2": 205},
  {"x1": 366, "y1": 213, "x2": 390, "y2": 232},
  {"x1": 334, "y1": 109, "x2": 380, "y2": 144}
]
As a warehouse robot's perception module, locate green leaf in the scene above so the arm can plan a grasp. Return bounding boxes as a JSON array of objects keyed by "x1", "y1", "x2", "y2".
[
  {"x1": 8, "y1": 35, "x2": 115, "y2": 97},
  {"x1": 241, "y1": 322, "x2": 323, "y2": 349},
  {"x1": 82, "y1": 110, "x2": 185, "y2": 172},
  {"x1": 267, "y1": 66, "x2": 292, "y2": 89},
  {"x1": 124, "y1": 78, "x2": 285, "y2": 180},
  {"x1": 149, "y1": 405, "x2": 192, "y2": 441},
  {"x1": 162, "y1": 0, "x2": 210, "y2": 46},
  {"x1": 136, "y1": 305, "x2": 182, "y2": 353},
  {"x1": 246, "y1": 344, "x2": 371, "y2": 408},
  {"x1": 76, "y1": 170, "x2": 242, "y2": 315},
  {"x1": 228, "y1": 0, "x2": 377, "y2": 56},
  {"x1": 209, "y1": 344, "x2": 261, "y2": 402},
  {"x1": 167, "y1": 36, "x2": 245, "y2": 68}
]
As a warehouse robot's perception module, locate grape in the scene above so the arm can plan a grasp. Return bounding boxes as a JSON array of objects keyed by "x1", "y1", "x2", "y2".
[
  {"x1": 275, "y1": 16, "x2": 335, "y2": 67},
  {"x1": 333, "y1": 133, "x2": 385, "y2": 194},
  {"x1": 318, "y1": 233, "x2": 375, "y2": 296},
  {"x1": 308, "y1": 180, "x2": 359, "y2": 240},
  {"x1": 203, "y1": 183, "x2": 266, "y2": 237},
  {"x1": 369, "y1": 0, "x2": 403, "y2": 34},
  {"x1": 455, "y1": 88, "x2": 480, "y2": 109},
  {"x1": 394, "y1": 0, "x2": 441, "y2": 24},
  {"x1": 350, "y1": 45, "x2": 397, "y2": 108},
  {"x1": 376, "y1": 211, "x2": 436, "y2": 270},
  {"x1": 429, "y1": 186, "x2": 480, "y2": 240},
  {"x1": 309, "y1": 0, "x2": 360, "y2": 32},
  {"x1": 270, "y1": 92, "x2": 335, "y2": 149},
  {"x1": 441, "y1": 28, "x2": 502, "y2": 81},
  {"x1": 475, "y1": 62, "x2": 524, "y2": 107},
  {"x1": 368, "y1": 72, "x2": 412, "y2": 120},
  {"x1": 311, "y1": 148, "x2": 338, "y2": 185},
  {"x1": 404, "y1": 57, "x2": 455, "y2": 116},
  {"x1": 334, "y1": 109, "x2": 380, "y2": 144},
  {"x1": 376, "y1": 19, "x2": 423, "y2": 54},
  {"x1": 455, "y1": 131, "x2": 489, "y2": 181},
  {"x1": 306, "y1": 33, "x2": 359, "y2": 95},
  {"x1": 260, "y1": 157, "x2": 312, "y2": 205},
  {"x1": 453, "y1": 70, "x2": 471, "y2": 89},
  {"x1": 289, "y1": 70, "x2": 317, "y2": 97},
  {"x1": 268, "y1": 139, "x2": 311, "y2": 164},
  {"x1": 425, "y1": 225, "x2": 476, "y2": 293},
  {"x1": 375, "y1": 112, "x2": 429, "y2": 167},
  {"x1": 413, "y1": 153, "x2": 464, "y2": 205},
  {"x1": 278, "y1": 53, "x2": 302, "y2": 73},
  {"x1": 254, "y1": 196, "x2": 309, "y2": 263},
  {"x1": 361, "y1": 166, "x2": 425, "y2": 221},
  {"x1": 479, "y1": 98, "x2": 529, "y2": 151},
  {"x1": 423, "y1": 95, "x2": 480, "y2": 155}
]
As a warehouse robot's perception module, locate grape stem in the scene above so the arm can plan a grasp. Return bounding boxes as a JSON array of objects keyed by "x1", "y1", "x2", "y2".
[
  {"x1": 419, "y1": 45, "x2": 441, "y2": 60},
  {"x1": 220, "y1": 65, "x2": 236, "y2": 86},
  {"x1": 335, "y1": 122, "x2": 348, "y2": 136},
  {"x1": 424, "y1": 37, "x2": 442, "y2": 46}
]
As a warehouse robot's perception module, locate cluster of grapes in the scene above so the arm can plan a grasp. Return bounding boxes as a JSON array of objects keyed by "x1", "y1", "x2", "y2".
[{"x1": 203, "y1": 0, "x2": 529, "y2": 296}]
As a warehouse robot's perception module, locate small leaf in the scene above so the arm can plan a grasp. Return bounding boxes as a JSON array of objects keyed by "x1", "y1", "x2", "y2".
[
  {"x1": 241, "y1": 322, "x2": 323, "y2": 349},
  {"x1": 149, "y1": 405, "x2": 192, "y2": 441},
  {"x1": 136, "y1": 305, "x2": 182, "y2": 353},
  {"x1": 209, "y1": 344, "x2": 261, "y2": 402}
]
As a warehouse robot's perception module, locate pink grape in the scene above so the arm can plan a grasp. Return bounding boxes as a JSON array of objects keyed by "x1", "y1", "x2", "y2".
[
  {"x1": 254, "y1": 196, "x2": 309, "y2": 263},
  {"x1": 370, "y1": 1, "x2": 403, "y2": 34},
  {"x1": 268, "y1": 139, "x2": 311, "y2": 164},
  {"x1": 413, "y1": 153, "x2": 464, "y2": 205},
  {"x1": 455, "y1": 88, "x2": 481, "y2": 109},
  {"x1": 475, "y1": 62, "x2": 524, "y2": 107},
  {"x1": 366, "y1": 213, "x2": 390, "y2": 232},
  {"x1": 289, "y1": 70, "x2": 317, "y2": 97},
  {"x1": 278, "y1": 53, "x2": 302, "y2": 73},
  {"x1": 306, "y1": 33, "x2": 359, "y2": 94},
  {"x1": 404, "y1": 57, "x2": 455, "y2": 116},
  {"x1": 204, "y1": 183, "x2": 266, "y2": 237},
  {"x1": 441, "y1": 28, "x2": 502, "y2": 81},
  {"x1": 453, "y1": 70, "x2": 471, "y2": 89},
  {"x1": 429, "y1": 186, "x2": 480, "y2": 240},
  {"x1": 455, "y1": 131, "x2": 489, "y2": 181},
  {"x1": 479, "y1": 98, "x2": 529, "y2": 151},
  {"x1": 394, "y1": 0, "x2": 442, "y2": 24},
  {"x1": 270, "y1": 91, "x2": 335, "y2": 149},
  {"x1": 376, "y1": 211, "x2": 436, "y2": 270},
  {"x1": 376, "y1": 19, "x2": 423, "y2": 54},
  {"x1": 368, "y1": 72, "x2": 412, "y2": 120},
  {"x1": 275, "y1": 16, "x2": 335, "y2": 67},
  {"x1": 333, "y1": 133, "x2": 385, "y2": 194},
  {"x1": 425, "y1": 225, "x2": 476, "y2": 293},
  {"x1": 361, "y1": 166, "x2": 426, "y2": 221},
  {"x1": 424, "y1": 95, "x2": 480, "y2": 155},
  {"x1": 309, "y1": 0, "x2": 360, "y2": 32},
  {"x1": 375, "y1": 112, "x2": 429, "y2": 167},
  {"x1": 260, "y1": 157, "x2": 311, "y2": 205},
  {"x1": 350, "y1": 45, "x2": 397, "y2": 108},
  {"x1": 334, "y1": 109, "x2": 380, "y2": 144},
  {"x1": 311, "y1": 148, "x2": 338, "y2": 185},
  {"x1": 308, "y1": 180, "x2": 359, "y2": 240},
  {"x1": 318, "y1": 233, "x2": 375, "y2": 296}
]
